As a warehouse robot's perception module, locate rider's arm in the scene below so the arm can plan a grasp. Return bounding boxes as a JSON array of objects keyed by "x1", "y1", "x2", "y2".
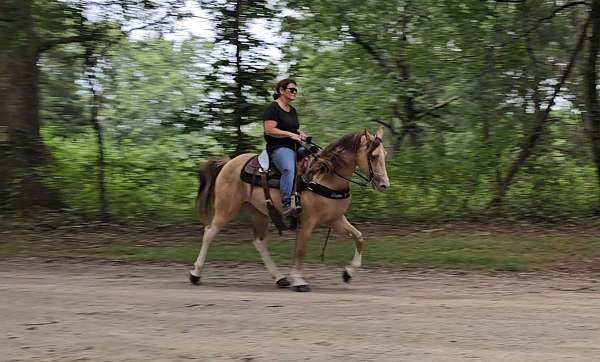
[{"x1": 264, "y1": 120, "x2": 302, "y2": 141}]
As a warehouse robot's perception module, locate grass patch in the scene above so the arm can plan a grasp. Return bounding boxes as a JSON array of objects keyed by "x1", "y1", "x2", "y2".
[
  {"x1": 0, "y1": 242, "x2": 31, "y2": 258},
  {"x1": 3, "y1": 231, "x2": 599, "y2": 271}
]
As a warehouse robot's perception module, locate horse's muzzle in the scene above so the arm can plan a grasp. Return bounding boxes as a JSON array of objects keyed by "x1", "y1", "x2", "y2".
[{"x1": 373, "y1": 177, "x2": 390, "y2": 192}]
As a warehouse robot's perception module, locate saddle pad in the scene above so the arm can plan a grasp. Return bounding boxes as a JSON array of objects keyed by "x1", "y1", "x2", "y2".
[{"x1": 258, "y1": 149, "x2": 269, "y2": 170}]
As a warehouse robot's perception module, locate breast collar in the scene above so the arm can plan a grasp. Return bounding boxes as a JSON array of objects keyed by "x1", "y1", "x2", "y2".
[{"x1": 301, "y1": 178, "x2": 350, "y2": 199}]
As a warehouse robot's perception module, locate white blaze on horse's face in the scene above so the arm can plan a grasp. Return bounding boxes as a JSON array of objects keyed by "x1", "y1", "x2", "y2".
[{"x1": 358, "y1": 127, "x2": 391, "y2": 192}]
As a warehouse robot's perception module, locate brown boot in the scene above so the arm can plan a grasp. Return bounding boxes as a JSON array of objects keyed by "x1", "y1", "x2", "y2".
[
  {"x1": 282, "y1": 207, "x2": 299, "y2": 230},
  {"x1": 282, "y1": 207, "x2": 296, "y2": 218}
]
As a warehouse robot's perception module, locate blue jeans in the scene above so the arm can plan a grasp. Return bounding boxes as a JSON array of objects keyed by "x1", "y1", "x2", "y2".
[{"x1": 270, "y1": 147, "x2": 296, "y2": 209}]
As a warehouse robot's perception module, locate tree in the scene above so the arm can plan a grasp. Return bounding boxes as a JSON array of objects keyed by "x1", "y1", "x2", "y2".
[
  {"x1": 284, "y1": 0, "x2": 464, "y2": 154},
  {"x1": 200, "y1": 0, "x2": 277, "y2": 156},
  {"x1": 488, "y1": 0, "x2": 590, "y2": 207},
  {"x1": 0, "y1": 0, "x2": 187, "y2": 212},
  {"x1": 0, "y1": 0, "x2": 63, "y2": 211}
]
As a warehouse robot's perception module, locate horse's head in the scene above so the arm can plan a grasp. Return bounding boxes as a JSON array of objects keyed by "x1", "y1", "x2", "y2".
[{"x1": 356, "y1": 127, "x2": 390, "y2": 192}]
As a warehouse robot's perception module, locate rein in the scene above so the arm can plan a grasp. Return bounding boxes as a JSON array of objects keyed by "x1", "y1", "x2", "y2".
[{"x1": 333, "y1": 170, "x2": 371, "y2": 188}]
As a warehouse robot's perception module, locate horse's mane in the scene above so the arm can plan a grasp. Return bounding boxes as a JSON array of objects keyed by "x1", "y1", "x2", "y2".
[{"x1": 307, "y1": 133, "x2": 363, "y2": 178}]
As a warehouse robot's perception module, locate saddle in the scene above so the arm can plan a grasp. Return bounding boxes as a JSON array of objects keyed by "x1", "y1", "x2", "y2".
[
  {"x1": 240, "y1": 150, "x2": 281, "y2": 188},
  {"x1": 240, "y1": 149, "x2": 310, "y2": 234}
]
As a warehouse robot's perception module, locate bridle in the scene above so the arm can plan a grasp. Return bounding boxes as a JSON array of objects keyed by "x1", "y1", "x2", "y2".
[{"x1": 365, "y1": 132, "x2": 383, "y2": 184}]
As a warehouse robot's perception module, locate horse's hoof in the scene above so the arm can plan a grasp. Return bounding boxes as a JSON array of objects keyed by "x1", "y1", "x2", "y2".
[
  {"x1": 189, "y1": 272, "x2": 201, "y2": 285},
  {"x1": 276, "y1": 277, "x2": 291, "y2": 288},
  {"x1": 294, "y1": 284, "x2": 311, "y2": 292},
  {"x1": 342, "y1": 269, "x2": 352, "y2": 283}
]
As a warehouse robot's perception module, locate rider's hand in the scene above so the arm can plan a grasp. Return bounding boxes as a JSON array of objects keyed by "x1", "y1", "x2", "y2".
[
  {"x1": 290, "y1": 133, "x2": 303, "y2": 142},
  {"x1": 298, "y1": 130, "x2": 308, "y2": 141}
]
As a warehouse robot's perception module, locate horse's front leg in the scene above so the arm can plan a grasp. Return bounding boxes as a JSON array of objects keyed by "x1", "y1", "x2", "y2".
[
  {"x1": 290, "y1": 218, "x2": 316, "y2": 292},
  {"x1": 331, "y1": 215, "x2": 364, "y2": 283}
]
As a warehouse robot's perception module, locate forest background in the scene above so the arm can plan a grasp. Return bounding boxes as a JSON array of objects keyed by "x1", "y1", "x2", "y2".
[{"x1": 3, "y1": 0, "x2": 600, "y2": 227}]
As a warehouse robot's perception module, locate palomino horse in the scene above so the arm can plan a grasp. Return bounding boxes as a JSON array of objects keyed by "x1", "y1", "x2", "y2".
[{"x1": 190, "y1": 127, "x2": 390, "y2": 292}]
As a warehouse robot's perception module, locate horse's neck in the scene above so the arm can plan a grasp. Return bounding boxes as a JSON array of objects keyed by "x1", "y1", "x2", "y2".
[{"x1": 311, "y1": 154, "x2": 356, "y2": 190}]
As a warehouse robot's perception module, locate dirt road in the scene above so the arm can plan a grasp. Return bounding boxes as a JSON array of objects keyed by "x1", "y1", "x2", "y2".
[{"x1": 1, "y1": 258, "x2": 599, "y2": 361}]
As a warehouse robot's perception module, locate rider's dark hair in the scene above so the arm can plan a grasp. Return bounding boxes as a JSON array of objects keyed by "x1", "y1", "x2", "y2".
[{"x1": 272, "y1": 78, "x2": 297, "y2": 100}]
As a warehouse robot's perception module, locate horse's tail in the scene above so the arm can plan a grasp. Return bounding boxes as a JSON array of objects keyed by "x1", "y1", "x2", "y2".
[{"x1": 196, "y1": 156, "x2": 230, "y2": 222}]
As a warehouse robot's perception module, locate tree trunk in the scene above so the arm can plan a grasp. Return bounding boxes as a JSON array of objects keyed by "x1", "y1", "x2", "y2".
[
  {"x1": 0, "y1": 0, "x2": 63, "y2": 211},
  {"x1": 232, "y1": 0, "x2": 247, "y2": 157},
  {"x1": 396, "y1": 16, "x2": 420, "y2": 148},
  {"x1": 87, "y1": 70, "x2": 109, "y2": 223},
  {"x1": 584, "y1": 0, "x2": 600, "y2": 213}
]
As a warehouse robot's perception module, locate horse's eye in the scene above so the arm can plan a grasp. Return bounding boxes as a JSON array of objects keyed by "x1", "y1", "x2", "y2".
[{"x1": 371, "y1": 154, "x2": 379, "y2": 160}]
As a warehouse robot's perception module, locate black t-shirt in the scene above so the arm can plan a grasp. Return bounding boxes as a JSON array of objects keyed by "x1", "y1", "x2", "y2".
[{"x1": 262, "y1": 102, "x2": 299, "y2": 152}]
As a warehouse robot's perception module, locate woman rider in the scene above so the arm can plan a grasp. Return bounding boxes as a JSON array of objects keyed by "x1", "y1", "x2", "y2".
[{"x1": 262, "y1": 78, "x2": 307, "y2": 217}]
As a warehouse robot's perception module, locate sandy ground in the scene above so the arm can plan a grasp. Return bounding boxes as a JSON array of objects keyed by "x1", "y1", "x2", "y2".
[{"x1": 1, "y1": 258, "x2": 600, "y2": 362}]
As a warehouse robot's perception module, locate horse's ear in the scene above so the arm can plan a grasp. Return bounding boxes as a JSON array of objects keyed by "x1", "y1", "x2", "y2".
[
  {"x1": 361, "y1": 129, "x2": 371, "y2": 146},
  {"x1": 375, "y1": 126, "x2": 384, "y2": 139}
]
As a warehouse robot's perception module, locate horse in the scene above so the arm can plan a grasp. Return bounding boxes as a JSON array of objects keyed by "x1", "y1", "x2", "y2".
[{"x1": 190, "y1": 127, "x2": 390, "y2": 292}]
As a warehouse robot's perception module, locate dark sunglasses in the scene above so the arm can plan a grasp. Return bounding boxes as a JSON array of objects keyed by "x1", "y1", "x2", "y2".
[{"x1": 286, "y1": 87, "x2": 298, "y2": 94}]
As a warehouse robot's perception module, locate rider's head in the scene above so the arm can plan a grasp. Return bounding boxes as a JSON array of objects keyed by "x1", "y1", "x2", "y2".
[{"x1": 272, "y1": 78, "x2": 298, "y2": 102}]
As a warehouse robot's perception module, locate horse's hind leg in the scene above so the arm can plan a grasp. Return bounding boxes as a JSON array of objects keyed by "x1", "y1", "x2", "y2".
[
  {"x1": 251, "y1": 212, "x2": 290, "y2": 288},
  {"x1": 331, "y1": 215, "x2": 364, "y2": 283},
  {"x1": 189, "y1": 210, "x2": 237, "y2": 285}
]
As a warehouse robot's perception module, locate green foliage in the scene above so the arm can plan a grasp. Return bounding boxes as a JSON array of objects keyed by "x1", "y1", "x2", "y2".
[
  {"x1": 4, "y1": 0, "x2": 600, "y2": 224},
  {"x1": 43, "y1": 127, "x2": 220, "y2": 222},
  {"x1": 344, "y1": 111, "x2": 598, "y2": 221},
  {"x1": 100, "y1": 37, "x2": 210, "y2": 139},
  {"x1": 280, "y1": 0, "x2": 597, "y2": 222}
]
